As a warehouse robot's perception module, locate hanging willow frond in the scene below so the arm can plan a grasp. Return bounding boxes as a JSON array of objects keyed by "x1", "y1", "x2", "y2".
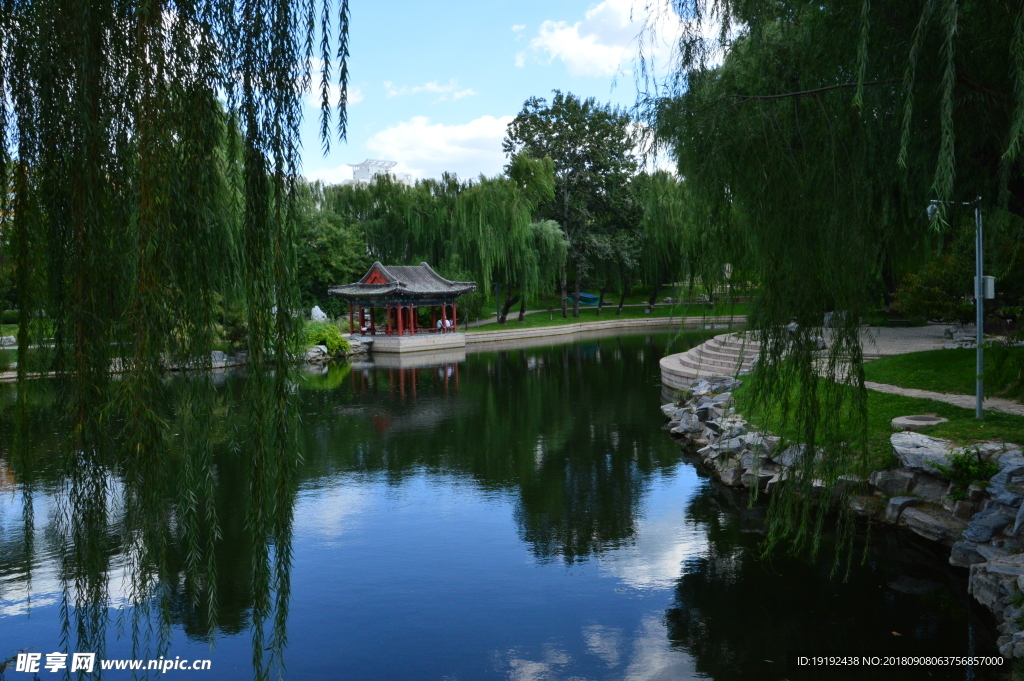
[{"x1": 1, "y1": 1, "x2": 348, "y2": 676}]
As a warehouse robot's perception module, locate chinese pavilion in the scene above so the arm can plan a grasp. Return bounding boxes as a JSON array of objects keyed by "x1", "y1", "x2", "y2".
[{"x1": 329, "y1": 262, "x2": 477, "y2": 336}]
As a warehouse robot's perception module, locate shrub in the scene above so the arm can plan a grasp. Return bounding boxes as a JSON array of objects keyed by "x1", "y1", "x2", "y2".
[
  {"x1": 2, "y1": 310, "x2": 19, "y2": 324},
  {"x1": 304, "y1": 321, "x2": 349, "y2": 355},
  {"x1": 933, "y1": 447, "x2": 1000, "y2": 499}
]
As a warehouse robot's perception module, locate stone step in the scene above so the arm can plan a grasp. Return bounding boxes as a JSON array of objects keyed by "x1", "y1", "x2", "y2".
[
  {"x1": 682, "y1": 345, "x2": 756, "y2": 365},
  {"x1": 676, "y1": 352, "x2": 753, "y2": 373}
]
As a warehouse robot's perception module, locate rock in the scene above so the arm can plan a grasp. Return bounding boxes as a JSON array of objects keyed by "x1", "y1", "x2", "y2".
[
  {"x1": 967, "y1": 481, "x2": 988, "y2": 501},
  {"x1": 1000, "y1": 632, "x2": 1024, "y2": 659},
  {"x1": 660, "y1": 403, "x2": 677, "y2": 419},
  {"x1": 311, "y1": 305, "x2": 329, "y2": 322},
  {"x1": 211, "y1": 350, "x2": 227, "y2": 367},
  {"x1": 885, "y1": 496, "x2": 920, "y2": 523},
  {"x1": 909, "y1": 474, "x2": 949, "y2": 504},
  {"x1": 899, "y1": 505, "x2": 968, "y2": 545},
  {"x1": 714, "y1": 436, "x2": 746, "y2": 455},
  {"x1": 712, "y1": 392, "x2": 735, "y2": 407},
  {"x1": 305, "y1": 345, "x2": 329, "y2": 362},
  {"x1": 695, "y1": 375, "x2": 742, "y2": 394},
  {"x1": 739, "y1": 451, "x2": 765, "y2": 469},
  {"x1": 988, "y1": 456, "x2": 1024, "y2": 494},
  {"x1": 704, "y1": 420, "x2": 722, "y2": 434},
  {"x1": 963, "y1": 510, "x2": 1011, "y2": 543},
  {"x1": 890, "y1": 431, "x2": 957, "y2": 474},
  {"x1": 0, "y1": 335, "x2": 15, "y2": 347},
  {"x1": 722, "y1": 423, "x2": 747, "y2": 439},
  {"x1": 671, "y1": 415, "x2": 703, "y2": 435},
  {"x1": 953, "y1": 500, "x2": 979, "y2": 520},
  {"x1": 743, "y1": 432, "x2": 778, "y2": 456},
  {"x1": 1013, "y1": 502, "x2": 1024, "y2": 536},
  {"x1": 849, "y1": 495, "x2": 882, "y2": 517},
  {"x1": 773, "y1": 444, "x2": 806, "y2": 468},
  {"x1": 869, "y1": 469, "x2": 916, "y2": 497},
  {"x1": 741, "y1": 470, "x2": 774, "y2": 490},
  {"x1": 720, "y1": 468, "x2": 743, "y2": 486},
  {"x1": 995, "y1": 492, "x2": 1023, "y2": 508},
  {"x1": 950, "y1": 541, "x2": 987, "y2": 568}
]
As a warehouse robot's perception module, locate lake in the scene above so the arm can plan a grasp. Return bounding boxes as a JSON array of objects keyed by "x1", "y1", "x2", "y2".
[{"x1": 0, "y1": 331, "x2": 1001, "y2": 680}]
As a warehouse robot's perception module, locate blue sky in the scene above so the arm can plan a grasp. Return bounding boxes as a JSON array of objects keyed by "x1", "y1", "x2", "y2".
[{"x1": 300, "y1": 0, "x2": 682, "y2": 183}]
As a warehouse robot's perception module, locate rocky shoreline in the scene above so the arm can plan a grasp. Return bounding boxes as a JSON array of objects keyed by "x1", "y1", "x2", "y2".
[{"x1": 662, "y1": 374, "x2": 1024, "y2": 658}]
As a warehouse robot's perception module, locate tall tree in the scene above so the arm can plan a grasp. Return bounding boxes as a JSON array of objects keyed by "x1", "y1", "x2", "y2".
[
  {"x1": 648, "y1": 0, "x2": 1024, "y2": 558},
  {"x1": 1, "y1": 2, "x2": 351, "y2": 677},
  {"x1": 503, "y1": 91, "x2": 638, "y2": 318}
]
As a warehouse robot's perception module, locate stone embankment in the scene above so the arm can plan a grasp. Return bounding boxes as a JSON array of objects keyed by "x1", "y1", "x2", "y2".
[{"x1": 662, "y1": 375, "x2": 1024, "y2": 658}]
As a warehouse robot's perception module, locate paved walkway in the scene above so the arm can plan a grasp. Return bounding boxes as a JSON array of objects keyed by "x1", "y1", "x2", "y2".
[
  {"x1": 856, "y1": 325, "x2": 949, "y2": 358},
  {"x1": 864, "y1": 381, "x2": 1024, "y2": 416}
]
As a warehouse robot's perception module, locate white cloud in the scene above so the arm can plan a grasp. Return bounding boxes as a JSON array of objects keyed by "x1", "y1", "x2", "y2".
[
  {"x1": 304, "y1": 164, "x2": 354, "y2": 185},
  {"x1": 383, "y1": 79, "x2": 477, "y2": 102},
  {"x1": 364, "y1": 114, "x2": 513, "y2": 180},
  {"x1": 522, "y1": 0, "x2": 684, "y2": 78},
  {"x1": 512, "y1": 24, "x2": 526, "y2": 33}
]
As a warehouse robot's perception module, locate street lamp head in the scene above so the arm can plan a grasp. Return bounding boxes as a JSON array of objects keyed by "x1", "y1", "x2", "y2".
[{"x1": 926, "y1": 201, "x2": 939, "y2": 222}]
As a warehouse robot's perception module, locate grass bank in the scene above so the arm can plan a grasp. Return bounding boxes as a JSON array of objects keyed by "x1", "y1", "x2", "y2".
[
  {"x1": 863, "y1": 347, "x2": 1024, "y2": 401},
  {"x1": 470, "y1": 302, "x2": 747, "y2": 332},
  {"x1": 733, "y1": 380, "x2": 1024, "y2": 469}
]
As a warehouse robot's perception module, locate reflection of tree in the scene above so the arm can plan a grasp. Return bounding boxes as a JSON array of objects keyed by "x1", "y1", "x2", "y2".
[
  {"x1": 0, "y1": 371, "x2": 301, "y2": 681},
  {"x1": 298, "y1": 333, "x2": 709, "y2": 563},
  {"x1": 665, "y1": 477, "x2": 999, "y2": 680}
]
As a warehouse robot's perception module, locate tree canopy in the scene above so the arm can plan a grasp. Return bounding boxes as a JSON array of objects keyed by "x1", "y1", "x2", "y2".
[
  {"x1": 504, "y1": 91, "x2": 639, "y2": 318},
  {"x1": 647, "y1": 0, "x2": 1024, "y2": 559}
]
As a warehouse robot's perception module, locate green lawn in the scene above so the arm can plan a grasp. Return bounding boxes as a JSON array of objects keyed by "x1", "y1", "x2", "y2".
[
  {"x1": 863, "y1": 347, "x2": 1024, "y2": 400},
  {"x1": 469, "y1": 302, "x2": 747, "y2": 332},
  {"x1": 1, "y1": 324, "x2": 17, "y2": 337},
  {"x1": 734, "y1": 380, "x2": 1024, "y2": 470}
]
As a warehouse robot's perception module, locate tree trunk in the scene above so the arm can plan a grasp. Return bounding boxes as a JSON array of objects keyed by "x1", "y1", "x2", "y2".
[
  {"x1": 597, "y1": 288, "x2": 606, "y2": 316},
  {"x1": 617, "y1": 281, "x2": 629, "y2": 315},
  {"x1": 518, "y1": 295, "x2": 527, "y2": 322},
  {"x1": 647, "y1": 279, "x2": 661, "y2": 312},
  {"x1": 560, "y1": 263, "x2": 568, "y2": 318},
  {"x1": 498, "y1": 292, "x2": 521, "y2": 324},
  {"x1": 572, "y1": 264, "x2": 581, "y2": 318}
]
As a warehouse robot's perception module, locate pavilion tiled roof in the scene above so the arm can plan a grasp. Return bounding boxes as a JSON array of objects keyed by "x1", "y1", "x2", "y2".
[{"x1": 328, "y1": 262, "x2": 476, "y2": 301}]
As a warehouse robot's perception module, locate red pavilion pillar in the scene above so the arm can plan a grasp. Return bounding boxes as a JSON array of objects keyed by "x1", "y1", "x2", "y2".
[
  {"x1": 397, "y1": 303, "x2": 404, "y2": 337},
  {"x1": 349, "y1": 305, "x2": 354, "y2": 334},
  {"x1": 452, "y1": 301, "x2": 458, "y2": 331},
  {"x1": 386, "y1": 304, "x2": 392, "y2": 336},
  {"x1": 441, "y1": 303, "x2": 448, "y2": 333}
]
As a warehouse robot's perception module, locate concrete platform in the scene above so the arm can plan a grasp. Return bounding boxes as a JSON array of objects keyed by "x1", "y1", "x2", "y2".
[
  {"x1": 371, "y1": 347, "x2": 466, "y2": 368},
  {"x1": 365, "y1": 333, "x2": 466, "y2": 354}
]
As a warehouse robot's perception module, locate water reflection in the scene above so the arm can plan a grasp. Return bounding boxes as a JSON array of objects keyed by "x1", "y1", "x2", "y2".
[{"x1": 0, "y1": 331, "x2": 998, "y2": 680}]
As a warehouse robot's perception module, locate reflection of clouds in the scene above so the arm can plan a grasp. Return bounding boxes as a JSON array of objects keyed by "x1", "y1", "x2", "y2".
[
  {"x1": 622, "y1": 615, "x2": 699, "y2": 680},
  {"x1": 583, "y1": 623, "x2": 623, "y2": 667},
  {"x1": 597, "y1": 483, "x2": 707, "y2": 590},
  {"x1": 504, "y1": 644, "x2": 572, "y2": 681},
  {"x1": 293, "y1": 482, "x2": 371, "y2": 544},
  {"x1": 500, "y1": 617, "x2": 698, "y2": 680}
]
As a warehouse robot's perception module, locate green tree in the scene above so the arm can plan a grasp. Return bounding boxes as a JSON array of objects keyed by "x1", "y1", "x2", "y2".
[
  {"x1": 504, "y1": 91, "x2": 639, "y2": 318},
  {"x1": 648, "y1": 0, "x2": 1024, "y2": 558},
  {"x1": 296, "y1": 182, "x2": 370, "y2": 318}
]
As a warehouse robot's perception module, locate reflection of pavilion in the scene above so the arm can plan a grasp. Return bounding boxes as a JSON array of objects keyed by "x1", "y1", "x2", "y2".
[
  {"x1": 348, "y1": 352, "x2": 462, "y2": 401},
  {"x1": 329, "y1": 262, "x2": 476, "y2": 354}
]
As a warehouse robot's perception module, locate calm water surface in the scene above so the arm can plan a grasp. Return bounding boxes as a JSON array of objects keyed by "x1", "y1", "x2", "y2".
[{"x1": 0, "y1": 331, "x2": 1001, "y2": 680}]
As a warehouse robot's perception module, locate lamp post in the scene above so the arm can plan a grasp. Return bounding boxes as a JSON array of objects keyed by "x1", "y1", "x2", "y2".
[{"x1": 928, "y1": 197, "x2": 985, "y2": 420}]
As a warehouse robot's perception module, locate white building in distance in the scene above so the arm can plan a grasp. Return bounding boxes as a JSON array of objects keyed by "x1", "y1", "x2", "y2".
[{"x1": 346, "y1": 159, "x2": 413, "y2": 186}]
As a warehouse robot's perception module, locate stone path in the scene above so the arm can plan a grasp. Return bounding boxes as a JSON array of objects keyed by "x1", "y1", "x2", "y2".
[
  {"x1": 856, "y1": 325, "x2": 949, "y2": 358},
  {"x1": 864, "y1": 381, "x2": 1024, "y2": 416}
]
